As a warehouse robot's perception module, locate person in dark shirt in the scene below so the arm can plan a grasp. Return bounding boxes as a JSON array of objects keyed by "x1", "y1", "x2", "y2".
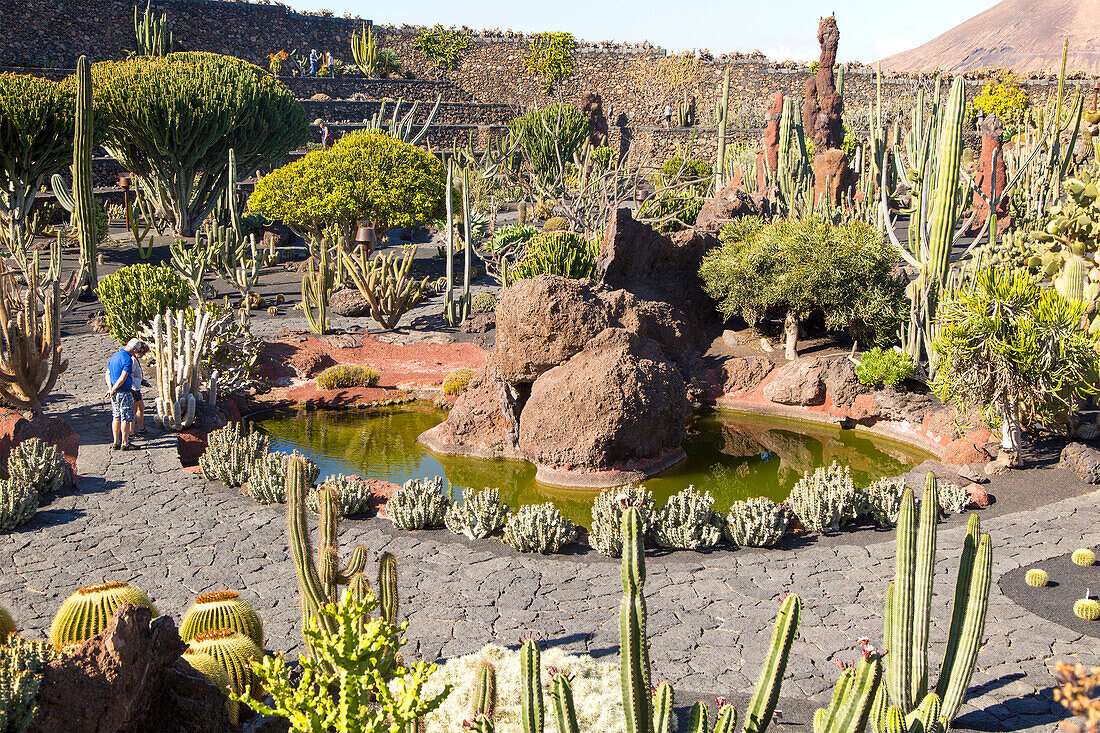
[{"x1": 105, "y1": 339, "x2": 141, "y2": 450}]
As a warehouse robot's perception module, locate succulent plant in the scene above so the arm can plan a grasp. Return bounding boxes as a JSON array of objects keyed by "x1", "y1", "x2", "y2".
[
  {"x1": 7, "y1": 438, "x2": 67, "y2": 496},
  {"x1": 860, "y1": 477, "x2": 905, "y2": 528},
  {"x1": 0, "y1": 478, "x2": 37, "y2": 533},
  {"x1": 1025, "y1": 569, "x2": 1049, "y2": 587},
  {"x1": 469, "y1": 292, "x2": 497, "y2": 314},
  {"x1": 788, "y1": 462, "x2": 859, "y2": 534},
  {"x1": 308, "y1": 474, "x2": 373, "y2": 517},
  {"x1": 1073, "y1": 548, "x2": 1096, "y2": 567},
  {"x1": 937, "y1": 482, "x2": 971, "y2": 515},
  {"x1": 199, "y1": 423, "x2": 269, "y2": 488},
  {"x1": 181, "y1": 591, "x2": 263, "y2": 648},
  {"x1": 49, "y1": 581, "x2": 156, "y2": 648},
  {"x1": 653, "y1": 486, "x2": 722, "y2": 550},
  {"x1": 316, "y1": 364, "x2": 381, "y2": 390},
  {"x1": 180, "y1": 648, "x2": 232, "y2": 717},
  {"x1": 0, "y1": 636, "x2": 58, "y2": 733},
  {"x1": 187, "y1": 628, "x2": 263, "y2": 723},
  {"x1": 471, "y1": 659, "x2": 497, "y2": 719},
  {"x1": 247, "y1": 450, "x2": 318, "y2": 505},
  {"x1": 444, "y1": 487, "x2": 509, "y2": 539},
  {"x1": 0, "y1": 606, "x2": 14, "y2": 640},
  {"x1": 588, "y1": 485, "x2": 657, "y2": 557},
  {"x1": 1074, "y1": 598, "x2": 1100, "y2": 621},
  {"x1": 542, "y1": 216, "x2": 569, "y2": 231},
  {"x1": 503, "y1": 502, "x2": 578, "y2": 554},
  {"x1": 389, "y1": 476, "x2": 449, "y2": 530},
  {"x1": 442, "y1": 367, "x2": 477, "y2": 397},
  {"x1": 724, "y1": 496, "x2": 788, "y2": 547}
]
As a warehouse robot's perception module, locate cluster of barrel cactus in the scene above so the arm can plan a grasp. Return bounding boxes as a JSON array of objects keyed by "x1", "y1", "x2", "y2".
[
  {"x1": 308, "y1": 474, "x2": 373, "y2": 517},
  {"x1": 503, "y1": 503, "x2": 578, "y2": 554},
  {"x1": 389, "y1": 476, "x2": 450, "y2": 529},
  {"x1": 186, "y1": 628, "x2": 262, "y2": 723},
  {"x1": 588, "y1": 486, "x2": 657, "y2": 557},
  {"x1": 444, "y1": 488, "x2": 509, "y2": 539},
  {"x1": 653, "y1": 486, "x2": 722, "y2": 550},
  {"x1": 724, "y1": 497, "x2": 788, "y2": 548},
  {"x1": 788, "y1": 462, "x2": 860, "y2": 533},
  {"x1": 180, "y1": 591, "x2": 263, "y2": 648},
  {"x1": 199, "y1": 423, "x2": 269, "y2": 488}
]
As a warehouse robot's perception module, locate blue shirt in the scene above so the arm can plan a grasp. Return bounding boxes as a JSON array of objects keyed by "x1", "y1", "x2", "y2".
[{"x1": 107, "y1": 350, "x2": 134, "y2": 391}]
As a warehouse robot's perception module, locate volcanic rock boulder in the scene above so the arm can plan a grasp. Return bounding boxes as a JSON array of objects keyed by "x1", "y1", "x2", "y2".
[
  {"x1": 762, "y1": 91, "x2": 784, "y2": 173},
  {"x1": 518, "y1": 328, "x2": 691, "y2": 472},
  {"x1": 695, "y1": 182, "x2": 768, "y2": 232},
  {"x1": 30, "y1": 604, "x2": 231, "y2": 733},
  {"x1": 970, "y1": 111, "x2": 1010, "y2": 231},
  {"x1": 803, "y1": 16, "x2": 844, "y2": 151}
]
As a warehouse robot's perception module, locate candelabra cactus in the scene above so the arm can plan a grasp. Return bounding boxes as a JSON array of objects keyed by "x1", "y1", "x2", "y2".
[
  {"x1": 882, "y1": 473, "x2": 992, "y2": 723},
  {"x1": 0, "y1": 260, "x2": 67, "y2": 414},
  {"x1": 1073, "y1": 548, "x2": 1096, "y2": 567},
  {"x1": 171, "y1": 235, "x2": 217, "y2": 302},
  {"x1": 133, "y1": 0, "x2": 174, "y2": 55},
  {"x1": 351, "y1": 22, "x2": 380, "y2": 77},
  {"x1": 444, "y1": 488, "x2": 509, "y2": 539},
  {"x1": 147, "y1": 308, "x2": 221, "y2": 431},
  {"x1": 814, "y1": 652, "x2": 885, "y2": 733},
  {"x1": 49, "y1": 581, "x2": 157, "y2": 648},
  {"x1": 181, "y1": 590, "x2": 264, "y2": 648},
  {"x1": 724, "y1": 497, "x2": 789, "y2": 548},
  {"x1": 342, "y1": 244, "x2": 430, "y2": 329},
  {"x1": 715, "y1": 68, "x2": 730, "y2": 189},
  {"x1": 1025, "y1": 569, "x2": 1049, "y2": 587}
]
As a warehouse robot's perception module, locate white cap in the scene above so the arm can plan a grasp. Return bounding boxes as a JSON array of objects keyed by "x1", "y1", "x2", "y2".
[{"x1": 125, "y1": 338, "x2": 143, "y2": 351}]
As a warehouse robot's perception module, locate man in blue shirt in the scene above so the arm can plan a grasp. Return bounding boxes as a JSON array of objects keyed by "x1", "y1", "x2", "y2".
[{"x1": 105, "y1": 339, "x2": 141, "y2": 450}]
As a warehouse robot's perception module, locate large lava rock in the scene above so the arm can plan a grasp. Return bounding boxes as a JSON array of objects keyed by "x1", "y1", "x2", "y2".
[
  {"x1": 518, "y1": 328, "x2": 690, "y2": 470},
  {"x1": 1061, "y1": 442, "x2": 1100, "y2": 484},
  {"x1": 695, "y1": 182, "x2": 768, "y2": 232},
  {"x1": 30, "y1": 604, "x2": 231, "y2": 733}
]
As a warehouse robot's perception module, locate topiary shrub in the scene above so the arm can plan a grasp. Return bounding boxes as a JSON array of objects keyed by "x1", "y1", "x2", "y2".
[
  {"x1": 788, "y1": 462, "x2": 860, "y2": 534},
  {"x1": 653, "y1": 485, "x2": 723, "y2": 550},
  {"x1": 510, "y1": 232, "x2": 600, "y2": 281},
  {"x1": 96, "y1": 263, "x2": 190, "y2": 343},
  {"x1": 316, "y1": 364, "x2": 380, "y2": 390},
  {"x1": 308, "y1": 474, "x2": 373, "y2": 517},
  {"x1": 503, "y1": 502, "x2": 578, "y2": 554},
  {"x1": 724, "y1": 496, "x2": 788, "y2": 547},
  {"x1": 442, "y1": 367, "x2": 476, "y2": 397},
  {"x1": 469, "y1": 292, "x2": 497, "y2": 314},
  {"x1": 444, "y1": 487, "x2": 509, "y2": 539},
  {"x1": 856, "y1": 348, "x2": 915, "y2": 388},
  {"x1": 588, "y1": 485, "x2": 657, "y2": 557},
  {"x1": 389, "y1": 476, "x2": 449, "y2": 529},
  {"x1": 8, "y1": 437, "x2": 67, "y2": 496}
]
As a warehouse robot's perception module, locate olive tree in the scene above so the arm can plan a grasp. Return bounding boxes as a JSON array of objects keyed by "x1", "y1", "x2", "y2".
[
  {"x1": 93, "y1": 52, "x2": 307, "y2": 236},
  {"x1": 700, "y1": 216, "x2": 906, "y2": 359},
  {"x1": 931, "y1": 267, "x2": 1100, "y2": 464},
  {"x1": 249, "y1": 130, "x2": 445, "y2": 245}
]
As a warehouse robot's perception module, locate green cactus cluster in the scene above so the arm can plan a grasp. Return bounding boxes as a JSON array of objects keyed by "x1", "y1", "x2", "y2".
[
  {"x1": 199, "y1": 423, "x2": 269, "y2": 488},
  {"x1": 588, "y1": 486, "x2": 657, "y2": 557},
  {"x1": 814, "y1": 652, "x2": 887, "y2": 733},
  {"x1": 7, "y1": 438, "x2": 67, "y2": 497},
  {"x1": 860, "y1": 478, "x2": 904, "y2": 528},
  {"x1": 444, "y1": 488, "x2": 509, "y2": 539},
  {"x1": 0, "y1": 636, "x2": 58, "y2": 733},
  {"x1": 937, "y1": 483, "x2": 971, "y2": 516},
  {"x1": 510, "y1": 232, "x2": 600, "y2": 282},
  {"x1": 653, "y1": 486, "x2": 722, "y2": 550},
  {"x1": 49, "y1": 581, "x2": 157, "y2": 648},
  {"x1": 342, "y1": 244, "x2": 431, "y2": 330},
  {"x1": 724, "y1": 497, "x2": 788, "y2": 548},
  {"x1": 180, "y1": 590, "x2": 264, "y2": 649},
  {"x1": 308, "y1": 474, "x2": 373, "y2": 517},
  {"x1": 789, "y1": 462, "x2": 860, "y2": 534},
  {"x1": 389, "y1": 476, "x2": 450, "y2": 530},
  {"x1": 1024, "y1": 569, "x2": 1049, "y2": 587},
  {"x1": 187, "y1": 628, "x2": 263, "y2": 724},
  {"x1": 0, "y1": 478, "x2": 37, "y2": 533},
  {"x1": 504, "y1": 503, "x2": 578, "y2": 554},
  {"x1": 442, "y1": 367, "x2": 477, "y2": 397},
  {"x1": 246, "y1": 450, "x2": 318, "y2": 505},
  {"x1": 1074, "y1": 598, "x2": 1100, "y2": 621},
  {"x1": 470, "y1": 292, "x2": 498, "y2": 314}
]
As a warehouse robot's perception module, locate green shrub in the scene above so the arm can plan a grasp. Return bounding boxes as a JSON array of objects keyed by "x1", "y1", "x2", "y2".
[
  {"x1": 441, "y1": 367, "x2": 476, "y2": 396},
  {"x1": 414, "y1": 25, "x2": 471, "y2": 71},
  {"x1": 855, "y1": 348, "x2": 915, "y2": 388},
  {"x1": 511, "y1": 232, "x2": 600, "y2": 281},
  {"x1": 95, "y1": 264, "x2": 190, "y2": 343},
  {"x1": 316, "y1": 364, "x2": 380, "y2": 390},
  {"x1": 659, "y1": 156, "x2": 712, "y2": 189},
  {"x1": 508, "y1": 104, "x2": 590, "y2": 182},
  {"x1": 93, "y1": 52, "x2": 307, "y2": 236},
  {"x1": 523, "y1": 32, "x2": 577, "y2": 92},
  {"x1": 973, "y1": 70, "x2": 1029, "y2": 123},
  {"x1": 637, "y1": 191, "x2": 704, "y2": 233},
  {"x1": 590, "y1": 145, "x2": 614, "y2": 172},
  {"x1": 469, "y1": 292, "x2": 496, "y2": 314}
]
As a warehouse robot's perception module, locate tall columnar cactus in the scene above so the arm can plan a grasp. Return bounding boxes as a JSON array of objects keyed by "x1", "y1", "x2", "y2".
[
  {"x1": 147, "y1": 308, "x2": 219, "y2": 431},
  {"x1": 0, "y1": 260, "x2": 67, "y2": 414},
  {"x1": 443, "y1": 163, "x2": 472, "y2": 326},
  {"x1": 619, "y1": 508, "x2": 652, "y2": 733},
  {"x1": 351, "y1": 23, "x2": 380, "y2": 77},
  {"x1": 715, "y1": 68, "x2": 730, "y2": 189},
  {"x1": 551, "y1": 671, "x2": 581, "y2": 733},
  {"x1": 882, "y1": 473, "x2": 992, "y2": 724},
  {"x1": 653, "y1": 682, "x2": 675, "y2": 733},
  {"x1": 286, "y1": 455, "x2": 367, "y2": 641},
  {"x1": 134, "y1": 0, "x2": 174, "y2": 56},
  {"x1": 301, "y1": 240, "x2": 333, "y2": 334},
  {"x1": 813, "y1": 653, "x2": 883, "y2": 733},
  {"x1": 472, "y1": 660, "x2": 497, "y2": 719},
  {"x1": 378, "y1": 551, "x2": 399, "y2": 626},
  {"x1": 342, "y1": 244, "x2": 430, "y2": 330}
]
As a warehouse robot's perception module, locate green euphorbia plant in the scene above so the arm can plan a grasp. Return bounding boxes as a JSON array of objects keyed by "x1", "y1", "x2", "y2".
[{"x1": 931, "y1": 267, "x2": 1100, "y2": 464}]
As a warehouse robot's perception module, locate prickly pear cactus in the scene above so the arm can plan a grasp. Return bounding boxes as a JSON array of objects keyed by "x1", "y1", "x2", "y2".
[
  {"x1": 724, "y1": 496, "x2": 788, "y2": 547},
  {"x1": 8, "y1": 438, "x2": 67, "y2": 496},
  {"x1": 503, "y1": 502, "x2": 578, "y2": 554},
  {"x1": 588, "y1": 485, "x2": 656, "y2": 557},
  {"x1": 444, "y1": 487, "x2": 509, "y2": 539},
  {"x1": 788, "y1": 462, "x2": 859, "y2": 534},
  {"x1": 0, "y1": 478, "x2": 37, "y2": 533},
  {"x1": 199, "y1": 423, "x2": 269, "y2": 488},
  {"x1": 389, "y1": 476, "x2": 449, "y2": 529},
  {"x1": 653, "y1": 485, "x2": 722, "y2": 550},
  {"x1": 1030, "y1": 174, "x2": 1100, "y2": 333}
]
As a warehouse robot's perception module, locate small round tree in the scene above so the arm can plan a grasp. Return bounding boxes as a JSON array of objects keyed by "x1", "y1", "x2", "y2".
[
  {"x1": 93, "y1": 52, "x2": 307, "y2": 236},
  {"x1": 931, "y1": 267, "x2": 1100, "y2": 464},
  {"x1": 249, "y1": 130, "x2": 445, "y2": 245}
]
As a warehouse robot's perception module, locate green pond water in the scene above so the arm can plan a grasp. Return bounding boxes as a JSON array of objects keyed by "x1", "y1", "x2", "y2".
[{"x1": 254, "y1": 406, "x2": 931, "y2": 528}]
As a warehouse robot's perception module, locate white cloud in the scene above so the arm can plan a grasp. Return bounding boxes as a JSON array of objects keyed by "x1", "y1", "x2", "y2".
[{"x1": 872, "y1": 36, "x2": 915, "y2": 59}]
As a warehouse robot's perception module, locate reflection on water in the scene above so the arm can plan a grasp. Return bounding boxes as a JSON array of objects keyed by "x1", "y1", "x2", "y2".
[{"x1": 254, "y1": 406, "x2": 929, "y2": 528}]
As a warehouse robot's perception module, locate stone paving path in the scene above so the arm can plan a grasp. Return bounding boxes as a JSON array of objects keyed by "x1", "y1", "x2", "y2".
[{"x1": 1, "y1": 330, "x2": 1097, "y2": 732}]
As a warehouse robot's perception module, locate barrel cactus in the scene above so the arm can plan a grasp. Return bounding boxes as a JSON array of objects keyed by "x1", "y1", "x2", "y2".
[
  {"x1": 8, "y1": 438, "x2": 67, "y2": 496},
  {"x1": 724, "y1": 496, "x2": 788, "y2": 547},
  {"x1": 181, "y1": 649, "x2": 232, "y2": 717},
  {"x1": 0, "y1": 605, "x2": 15, "y2": 639},
  {"x1": 653, "y1": 485, "x2": 722, "y2": 550},
  {"x1": 0, "y1": 477, "x2": 37, "y2": 532},
  {"x1": 1025, "y1": 569, "x2": 1049, "y2": 587},
  {"x1": 588, "y1": 485, "x2": 657, "y2": 557},
  {"x1": 469, "y1": 292, "x2": 497, "y2": 314},
  {"x1": 1074, "y1": 598, "x2": 1100, "y2": 621},
  {"x1": 50, "y1": 581, "x2": 156, "y2": 648},
  {"x1": 181, "y1": 591, "x2": 263, "y2": 648},
  {"x1": 389, "y1": 476, "x2": 449, "y2": 529},
  {"x1": 1073, "y1": 548, "x2": 1096, "y2": 567},
  {"x1": 503, "y1": 503, "x2": 578, "y2": 554},
  {"x1": 186, "y1": 628, "x2": 263, "y2": 723},
  {"x1": 444, "y1": 487, "x2": 509, "y2": 539}
]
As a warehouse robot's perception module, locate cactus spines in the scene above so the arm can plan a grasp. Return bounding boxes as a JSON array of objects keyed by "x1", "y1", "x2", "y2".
[
  {"x1": 180, "y1": 590, "x2": 263, "y2": 648},
  {"x1": 551, "y1": 671, "x2": 580, "y2": 733},
  {"x1": 8, "y1": 438, "x2": 67, "y2": 497},
  {"x1": 588, "y1": 486, "x2": 656, "y2": 557},
  {"x1": 444, "y1": 487, "x2": 509, "y2": 540},
  {"x1": 1073, "y1": 548, "x2": 1095, "y2": 566},
  {"x1": 378, "y1": 551, "x2": 399, "y2": 626},
  {"x1": 814, "y1": 654, "x2": 883, "y2": 733},
  {"x1": 713, "y1": 700, "x2": 738, "y2": 733},
  {"x1": 519, "y1": 638, "x2": 544, "y2": 733},
  {"x1": 619, "y1": 507, "x2": 652, "y2": 733},
  {"x1": 725, "y1": 496, "x2": 789, "y2": 547},
  {"x1": 389, "y1": 476, "x2": 450, "y2": 530},
  {"x1": 688, "y1": 701, "x2": 709, "y2": 733},
  {"x1": 652, "y1": 681, "x2": 674, "y2": 733},
  {"x1": 927, "y1": 76, "x2": 966, "y2": 293},
  {"x1": 0, "y1": 253, "x2": 67, "y2": 414},
  {"x1": 0, "y1": 605, "x2": 14, "y2": 639},
  {"x1": 187, "y1": 628, "x2": 262, "y2": 723},
  {"x1": 0, "y1": 636, "x2": 57, "y2": 732},
  {"x1": 1024, "y1": 569, "x2": 1049, "y2": 587},
  {"x1": 742, "y1": 593, "x2": 801, "y2": 733},
  {"x1": 49, "y1": 581, "x2": 156, "y2": 648},
  {"x1": 504, "y1": 503, "x2": 578, "y2": 554},
  {"x1": 473, "y1": 659, "x2": 497, "y2": 719},
  {"x1": 1074, "y1": 598, "x2": 1100, "y2": 621},
  {"x1": 0, "y1": 476, "x2": 37, "y2": 531}
]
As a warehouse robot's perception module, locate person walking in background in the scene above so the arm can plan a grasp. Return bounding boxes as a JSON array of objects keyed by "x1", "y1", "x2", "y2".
[
  {"x1": 326, "y1": 51, "x2": 335, "y2": 77},
  {"x1": 104, "y1": 339, "x2": 141, "y2": 451},
  {"x1": 663, "y1": 103, "x2": 672, "y2": 129},
  {"x1": 129, "y1": 342, "x2": 150, "y2": 436},
  {"x1": 309, "y1": 48, "x2": 318, "y2": 77},
  {"x1": 321, "y1": 123, "x2": 330, "y2": 149}
]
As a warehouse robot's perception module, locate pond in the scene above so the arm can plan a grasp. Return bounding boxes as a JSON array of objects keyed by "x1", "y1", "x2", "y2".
[{"x1": 254, "y1": 406, "x2": 931, "y2": 528}]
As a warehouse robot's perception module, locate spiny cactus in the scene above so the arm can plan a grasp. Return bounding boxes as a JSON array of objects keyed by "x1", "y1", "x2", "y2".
[
  {"x1": 724, "y1": 497, "x2": 788, "y2": 548},
  {"x1": 308, "y1": 474, "x2": 373, "y2": 517},
  {"x1": 49, "y1": 581, "x2": 156, "y2": 648},
  {"x1": 588, "y1": 485, "x2": 657, "y2": 557},
  {"x1": 0, "y1": 636, "x2": 58, "y2": 733},
  {"x1": 0, "y1": 607, "x2": 14, "y2": 640},
  {"x1": 247, "y1": 451, "x2": 318, "y2": 505},
  {"x1": 301, "y1": 244, "x2": 333, "y2": 335},
  {"x1": 472, "y1": 659, "x2": 497, "y2": 719},
  {"x1": 0, "y1": 478, "x2": 36, "y2": 533},
  {"x1": 653, "y1": 682, "x2": 676, "y2": 733},
  {"x1": 377, "y1": 551, "x2": 399, "y2": 626},
  {"x1": 316, "y1": 364, "x2": 380, "y2": 390},
  {"x1": 653, "y1": 486, "x2": 722, "y2": 550},
  {"x1": 389, "y1": 476, "x2": 450, "y2": 530},
  {"x1": 504, "y1": 503, "x2": 578, "y2": 554},
  {"x1": 342, "y1": 245, "x2": 431, "y2": 330},
  {"x1": 789, "y1": 462, "x2": 859, "y2": 534},
  {"x1": 180, "y1": 649, "x2": 231, "y2": 717},
  {"x1": 937, "y1": 483, "x2": 970, "y2": 516},
  {"x1": 813, "y1": 651, "x2": 885, "y2": 733},
  {"x1": 145, "y1": 307, "x2": 222, "y2": 431},
  {"x1": 442, "y1": 368, "x2": 477, "y2": 397},
  {"x1": 187, "y1": 628, "x2": 263, "y2": 724},
  {"x1": 1025, "y1": 569, "x2": 1049, "y2": 587},
  {"x1": 861, "y1": 478, "x2": 904, "y2": 528},
  {"x1": 470, "y1": 292, "x2": 497, "y2": 314},
  {"x1": 0, "y1": 252, "x2": 67, "y2": 414},
  {"x1": 199, "y1": 423, "x2": 269, "y2": 488},
  {"x1": 1073, "y1": 548, "x2": 1095, "y2": 567},
  {"x1": 7, "y1": 438, "x2": 66, "y2": 497},
  {"x1": 1074, "y1": 598, "x2": 1100, "y2": 621},
  {"x1": 181, "y1": 591, "x2": 263, "y2": 648},
  {"x1": 444, "y1": 488, "x2": 509, "y2": 539}
]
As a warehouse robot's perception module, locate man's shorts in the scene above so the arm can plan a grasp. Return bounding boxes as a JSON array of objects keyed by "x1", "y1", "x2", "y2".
[{"x1": 111, "y1": 390, "x2": 135, "y2": 422}]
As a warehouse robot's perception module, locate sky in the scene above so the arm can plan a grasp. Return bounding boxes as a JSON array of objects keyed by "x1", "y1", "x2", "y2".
[{"x1": 285, "y1": 0, "x2": 1000, "y2": 62}]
